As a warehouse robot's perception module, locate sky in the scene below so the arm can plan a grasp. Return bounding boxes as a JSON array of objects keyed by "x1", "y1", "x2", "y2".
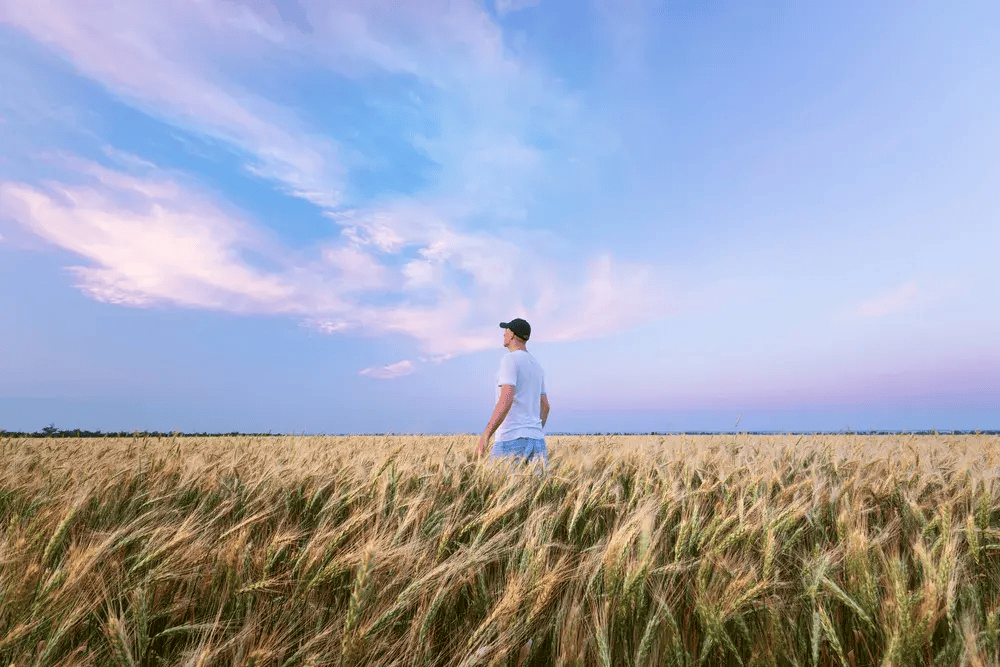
[{"x1": 1, "y1": 0, "x2": 998, "y2": 434}]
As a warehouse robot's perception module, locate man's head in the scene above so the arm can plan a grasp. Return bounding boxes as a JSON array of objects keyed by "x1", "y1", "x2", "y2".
[{"x1": 500, "y1": 318, "x2": 530, "y2": 351}]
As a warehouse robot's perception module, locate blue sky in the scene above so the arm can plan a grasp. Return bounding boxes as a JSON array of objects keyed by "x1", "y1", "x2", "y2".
[{"x1": 1, "y1": 0, "x2": 998, "y2": 434}]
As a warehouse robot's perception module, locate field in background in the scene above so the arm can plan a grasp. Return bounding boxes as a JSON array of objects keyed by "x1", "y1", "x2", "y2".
[{"x1": 2, "y1": 433, "x2": 999, "y2": 666}]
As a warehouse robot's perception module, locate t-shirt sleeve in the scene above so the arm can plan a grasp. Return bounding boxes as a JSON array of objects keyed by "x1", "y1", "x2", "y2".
[
  {"x1": 541, "y1": 374, "x2": 546, "y2": 396},
  {"x1": 497, "y1": 354, "x2": 517, "y2": 386}
]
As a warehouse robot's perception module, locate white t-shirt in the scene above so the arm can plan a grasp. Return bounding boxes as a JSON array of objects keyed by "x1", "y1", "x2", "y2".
[{"x1": 494, "y1": 350, "x2": 547, "y2": 441}]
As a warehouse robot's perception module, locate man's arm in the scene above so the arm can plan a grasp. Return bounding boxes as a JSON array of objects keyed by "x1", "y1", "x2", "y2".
[
  {"x1": 540, "y1": 393, "x2": 549, "y2": 429},
  {"x1": 482, "y1": 385, "x2": 515, "y2": 441}
]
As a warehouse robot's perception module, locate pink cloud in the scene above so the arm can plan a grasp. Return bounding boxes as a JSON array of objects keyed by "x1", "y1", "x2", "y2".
[
  {"x1": 855, "y1": 282, "x2": 919, "y2": 317},
  {"x1": 320, "y1": 198, "x2": 700, "y2": 356},
  {"x1": 536, "y1": 253, "x2": 676, "y2": 342},
  {"x1": 359, "y1": 360, "x2": 415, "y2": 379},
  {"x1": 1, "y1": 156, "x2": 708, "y2": 373},
  {"x1": 0, "y1": 173, "x2": 300, "y2": 313}
]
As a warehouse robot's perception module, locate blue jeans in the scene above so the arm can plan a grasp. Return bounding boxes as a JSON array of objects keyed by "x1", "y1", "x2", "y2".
[{"x1": 492, "y1": 437, "x2": 547, "y2": 464}]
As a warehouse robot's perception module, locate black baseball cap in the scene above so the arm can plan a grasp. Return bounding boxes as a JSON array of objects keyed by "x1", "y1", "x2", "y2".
[{"x1": 499, "y1": 318, "x2": 531, "y2": 341}]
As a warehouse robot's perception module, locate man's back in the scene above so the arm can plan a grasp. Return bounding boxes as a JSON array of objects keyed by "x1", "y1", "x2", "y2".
[{"x1": 495, "y1": 350, "x2": 546, "y2": 441}]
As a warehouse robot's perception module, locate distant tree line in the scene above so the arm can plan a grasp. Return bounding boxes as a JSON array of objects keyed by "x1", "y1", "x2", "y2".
[
  {"x1": 574, "y1": 430, "x2": 1000, "y2": 436},
  {"x1": 0, "y1": 423, "x2": 279, "y2": 438},
  {"x1": 0, "y1": 425, "x2": 996, "y2": 438}
]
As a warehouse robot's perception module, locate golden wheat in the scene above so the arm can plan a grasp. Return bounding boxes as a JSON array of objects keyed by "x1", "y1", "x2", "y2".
[{"x1": 0, "y1": 433, "x2": 998, "y2": 666}]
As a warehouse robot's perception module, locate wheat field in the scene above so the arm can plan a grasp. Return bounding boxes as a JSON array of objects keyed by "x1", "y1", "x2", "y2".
[{"x1": 1, "y1": 433, "x2": 998, "y2": 666}]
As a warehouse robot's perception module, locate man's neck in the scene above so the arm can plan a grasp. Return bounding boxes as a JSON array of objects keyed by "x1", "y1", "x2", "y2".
[{"x1": 507, "y1": 344, "x2": 527, "y2": 352}]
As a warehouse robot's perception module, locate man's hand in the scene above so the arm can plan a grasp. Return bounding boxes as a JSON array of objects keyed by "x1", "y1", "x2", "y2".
[{"x1": 479, "y1": 386, "x2": 514, "y2": 458}]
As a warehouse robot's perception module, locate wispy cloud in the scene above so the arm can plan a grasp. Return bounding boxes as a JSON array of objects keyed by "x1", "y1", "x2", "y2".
[
  {"x1": 0, "y1": 155, "x2": 700, "y2": 371},
  {"x1": 855, "y1": 282, "x2": 920, "y2": 318},
  {"x1": 359, "y1": 359, "x2": 415, "y2": 379},
  {"x1": 0, "y1": 0, "x2": 344, "y2": 208},
  {"x1": 0, "y1": 156, "x2": 308, "y2": 312},
  {"x1": 292, "y1": 0, "x2": 607, "y2": 212},
  {"x1": 315, "y1": 198, "x2": 694, "y2": 356},
  {"x1": 0, "y1": 1, "x2": 720, "y2": 377},
  {"x1": 1, "y1": 0, "x2": 610, "y2": 221},
  {"x1": 0, "y1": 0, "x2": 602, "y2": 210}
]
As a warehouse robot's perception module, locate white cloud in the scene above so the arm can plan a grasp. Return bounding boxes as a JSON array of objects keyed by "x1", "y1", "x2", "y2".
[
  {"x1": 319, "y1": 244, "x2": 389, "y2": 292},
  {"x1": 402, "y1": 259, "x2": 440, "y2": 289},
  {"x1": 855, "y1": 282, "x2": 920, "y2": 318},
  {"x1": 418, "y1": 354, "x2": 454, "y2": 364},
  {"x1": 359, "y1": 360, "x2": 415, "y2": 379}
]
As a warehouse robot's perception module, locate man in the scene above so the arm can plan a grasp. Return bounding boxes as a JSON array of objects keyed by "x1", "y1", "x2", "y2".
[
  {"x1": 476, "y1": 318, "x2": 550, "y2": 463},
  {"x1": 474, "y1": 320, "x2": 547, "y2": 665}
]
